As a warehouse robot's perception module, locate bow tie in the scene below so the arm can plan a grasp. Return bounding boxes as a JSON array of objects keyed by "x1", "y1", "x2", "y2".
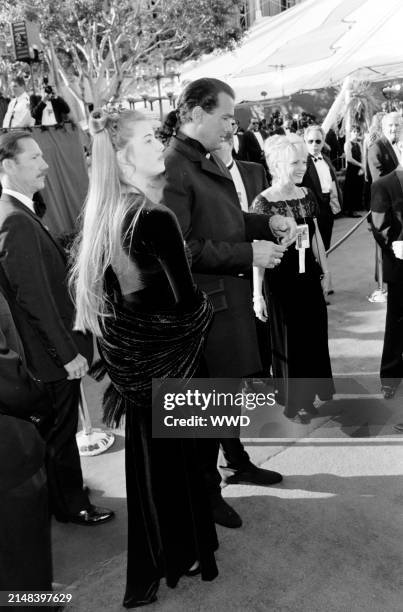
[{"x1": 313, "y1": 156, "x2": 323, "y2": 162}]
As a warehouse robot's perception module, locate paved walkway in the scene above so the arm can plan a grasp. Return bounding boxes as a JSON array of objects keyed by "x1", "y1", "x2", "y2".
[{"x1": 53, "y1": 216, "x2": 403, "y2": 611}]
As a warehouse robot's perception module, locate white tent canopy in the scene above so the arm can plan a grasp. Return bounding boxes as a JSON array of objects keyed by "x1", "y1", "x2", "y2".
[{"x1": 180, "y1": 0, "x2": 403, "y2": 101}]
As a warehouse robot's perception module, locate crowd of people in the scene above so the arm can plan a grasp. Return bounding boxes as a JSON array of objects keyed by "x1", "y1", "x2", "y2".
[
  {"x1": 1, "y1": 76, "x2": 403, "y2": 609},
  {"x1": 0, "y1": 76, "x2": 70, "y2": 128}
]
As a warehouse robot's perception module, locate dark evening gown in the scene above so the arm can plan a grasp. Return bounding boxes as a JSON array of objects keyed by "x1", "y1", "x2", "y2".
[
  {"x1": 102, "y1": 197, "x2": 218, "y2": 608},
  {"x1": 252, "y1": 190, "x2": 335, "y2": 417},
  {"x1": 343, "y1": 141, "x2": 364, "y2": 215}
]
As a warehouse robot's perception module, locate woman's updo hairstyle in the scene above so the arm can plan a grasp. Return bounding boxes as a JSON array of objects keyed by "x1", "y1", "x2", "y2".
[
  {"x1": 264, "y1": 133, "x2": 306, "y2": 184},
  {"x1": 89, "y1": 108, "x2": 146, "y2": 152}
]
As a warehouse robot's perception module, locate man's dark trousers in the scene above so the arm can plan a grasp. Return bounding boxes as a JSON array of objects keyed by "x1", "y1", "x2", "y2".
[
  {"x1": 380, "y1": 282, "x2": 403, "y2": 387},
  {"x1": 44, "y1": 379, "x2": 89, "y2": 518}
]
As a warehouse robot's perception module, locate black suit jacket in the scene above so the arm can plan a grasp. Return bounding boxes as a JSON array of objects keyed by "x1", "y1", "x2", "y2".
[
  {"x1": 301, "y1": 153, "x2": 342, "y2": 212},
  {"x1": 371, "y1": 168, "x2": 403, "y2": 283},
  {"x1": 367, "y1": 135, "x2": 399, "y2": 182},
  {"x1": 0, "y1": 194, "x2": 93, "y2": 382},
  {"x1": 236, "y1": 160, "x2": 268, "y2": 207},
  {"x1": 30, "y1": 94, "x2": 70, "y2": 125},
  {"x1": 163, "y1": 134, "x2": 274, "y2": 377},
  {"x1": 240, "y1": 130, "x2": 266, "y2": 164},
  {"x1": 232, "y1": 133, "x2": 244, "y2": 160},
  {"x1": 0, "y1": 290, "x2": 47, "y2": 492}
]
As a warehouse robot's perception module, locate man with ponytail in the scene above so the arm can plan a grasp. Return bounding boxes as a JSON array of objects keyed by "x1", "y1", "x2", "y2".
[
  {"x1": 0, "y1": 130, "x2": 114, "y2": 526},
  {"x1": 164, "y1": 78, "x2": 297, "y2": 529}
]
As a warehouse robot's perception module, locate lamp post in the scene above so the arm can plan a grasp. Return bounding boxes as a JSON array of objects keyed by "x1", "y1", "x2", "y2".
[{"x1": 132, "y1": 56, "x2": 180, "y2": 121}]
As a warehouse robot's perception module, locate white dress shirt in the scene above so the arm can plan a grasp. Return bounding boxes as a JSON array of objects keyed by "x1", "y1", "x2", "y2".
[
  {"x1": 2, "y1": 93, "x2": 35, "y2": 128},
  {"x1": 41, "y1": 101, "x2": 57, "y2": 126},
  {"x1": 312, "y1": 155, "x2": 332, "y2": 193},
  {"x1": 233, "y1": 134, "x2": 240, "y2": 154},
  {"x1": 2, "y1": 188, "x2": 35, "y2": 214},
  {"x1": 228, "y1": 161, "x2": 248, "y2": 212},
  {"x1": 254, "y1": 131, "x2": 264, "y2": 151}
]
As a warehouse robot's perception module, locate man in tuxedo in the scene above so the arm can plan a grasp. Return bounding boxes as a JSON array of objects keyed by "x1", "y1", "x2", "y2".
[
  {"x1": 301, "y1": 124, "x2": 342, "y2": 251},
  {"x1": 30, "y1": 84, "x2": 70, "y2": 126},
  {"x1": 371, "y1": 136, "x2": 403, "y2": 400},
  {"x1": 0, "y1": 130, "x2": 114, "y2": 526},
  {"x1": 231, "y1": 119, "x2": 244, "y2": 160},
  {"x1": 2, "y1": 76, "x2": 35, "y2": 128},
  {"x1": 164, "y1": 78, "x2": 296, "y2": 529},
  {"x1": 216, "y1": 132, "x2": 268, "y2": 211},
  {"x1": 241, "y1": 117, "x2": 267, "y2": 165},
  {"x1": 0, "y1": 289, "x2": 53, "y2": 591},
  {"x1": 367, "y1": 112, "x2": 401, "y2": 182}
]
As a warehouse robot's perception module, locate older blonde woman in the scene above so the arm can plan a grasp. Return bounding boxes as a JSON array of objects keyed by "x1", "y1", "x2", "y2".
[{"x1": 252, "y1": 134, "x2": 335, "y2": 423}]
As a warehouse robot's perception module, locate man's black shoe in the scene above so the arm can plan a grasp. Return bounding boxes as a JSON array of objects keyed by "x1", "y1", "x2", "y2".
[
  {"x1": 305, "y1": 404, "x2": 319, "y2": 416},
  {"x1": 381, "y1": 385, "x2": 397, "y2": 400},
  {"x1": 211, "y1": 497, "x2": 242, "y2": 528},
  {"x1": 223, "y1": 466, "x2": 283, "y2": 486},
  {"x1": 68, "y1": 505, "x2": 115, "y2": 526}
]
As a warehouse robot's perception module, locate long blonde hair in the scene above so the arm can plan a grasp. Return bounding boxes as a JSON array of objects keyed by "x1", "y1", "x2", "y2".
[{"x1": 71, "y1": 109, "x2": 147, "y2": 337}]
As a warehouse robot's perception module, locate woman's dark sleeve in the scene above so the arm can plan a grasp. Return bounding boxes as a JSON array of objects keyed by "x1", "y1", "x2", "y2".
[{"x1": 136, "y1": 204, "x2": 197, "y2": 306}]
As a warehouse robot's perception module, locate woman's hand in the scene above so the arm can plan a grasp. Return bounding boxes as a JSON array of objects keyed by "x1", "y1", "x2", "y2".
[
  {"x1": 321, "y1": 271, "x2": 330, "y2": 297},
  {"x1": 253, "y1": 294, "x2": 268, "y2": 322},
  {"x1": 269, "y1": 214, "x2": 297, "y2": 246}
]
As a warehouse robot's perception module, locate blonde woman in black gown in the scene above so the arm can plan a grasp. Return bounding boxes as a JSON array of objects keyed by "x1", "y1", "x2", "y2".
[
  {"x1": 71, "y1": 110, "x2": 218, "y2": 607},
  {"x1": 252, "y1": 134, "x2": 335, "y2": 423}
]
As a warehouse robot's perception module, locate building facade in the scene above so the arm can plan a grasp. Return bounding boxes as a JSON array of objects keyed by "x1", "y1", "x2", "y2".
[{"x1": 241, "y1": 0, "x2": 305, "y2": 29}]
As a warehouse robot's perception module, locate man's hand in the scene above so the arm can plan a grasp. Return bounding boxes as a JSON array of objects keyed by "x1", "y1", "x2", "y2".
[
  {"x1": 252, "y1": 241, "x2": 286, "y2": 268},
  {"x1": 269, "y1": 214, "x2": 297, "y2": 246},
  {"x1": 321, "y1": 271, "x2": 330, "y2": 297},
  {"x1": 64, "y1": 354, "x2": 89, "y2": 380}
]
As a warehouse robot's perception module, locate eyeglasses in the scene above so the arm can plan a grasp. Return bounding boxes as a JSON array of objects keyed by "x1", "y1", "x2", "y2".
[{"x1": 307, "y1": 139, "x2": 322, "y2": 144}]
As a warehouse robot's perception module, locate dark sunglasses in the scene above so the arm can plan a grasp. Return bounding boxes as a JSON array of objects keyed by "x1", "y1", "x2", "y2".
[{"x1": 307, "y1": 139, "x2": 322, "y2": 144}]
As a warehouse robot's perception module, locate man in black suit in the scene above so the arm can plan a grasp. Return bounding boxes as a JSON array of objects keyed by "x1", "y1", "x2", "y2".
[
  {"x1": 0, "y1": 289, "x2": 52, "y2": 592},
  {"x1": 215, "y1": 133, "x2": 272, "y2": 378},
  {"x1": 371, "y1": 137, "x2": 403, "y2": 400},
  {"x1": 231, "y1": 119, "x2": 244, "y2": 160},
  {"x1": 164, "y1": 78, "x2": 296, "y2": 528},
  {"x1": 301, "y1": 124, "x2": 342, "y2": 251},
  {"x1": 30, "y1": 84, "x2": 70, "y2": 126},
  {"x1": 367, "y1": 112, "x2": 400, "y2": 182},
  {"x1": 216, "y1": 132, "x2": 268, "y2": 211},
  {"x1": 0, "y1": 130, "x2": 113, "y2": 526},
  {"x1": 240, "y1": 118, "x2": 267, "y2": 166}
]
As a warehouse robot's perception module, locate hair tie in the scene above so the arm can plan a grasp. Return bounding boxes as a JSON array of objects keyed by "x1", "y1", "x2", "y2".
[{"x1": 89, "y1": 108, "x2": 109, "y2": 136}]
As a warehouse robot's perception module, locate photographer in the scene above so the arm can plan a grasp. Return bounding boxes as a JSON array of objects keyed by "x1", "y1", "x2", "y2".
[{"x1": 30, "y1": 80, "x2": 70, "y2": 126}]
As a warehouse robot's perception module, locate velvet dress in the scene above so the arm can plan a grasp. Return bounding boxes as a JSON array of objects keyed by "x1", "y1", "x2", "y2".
[
  {"x1": 252, "y1": 189, "x2": 335, "y2": 417},
  {"x1": 98, "y1": 195, "x2": 218, "y2": 608}
]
